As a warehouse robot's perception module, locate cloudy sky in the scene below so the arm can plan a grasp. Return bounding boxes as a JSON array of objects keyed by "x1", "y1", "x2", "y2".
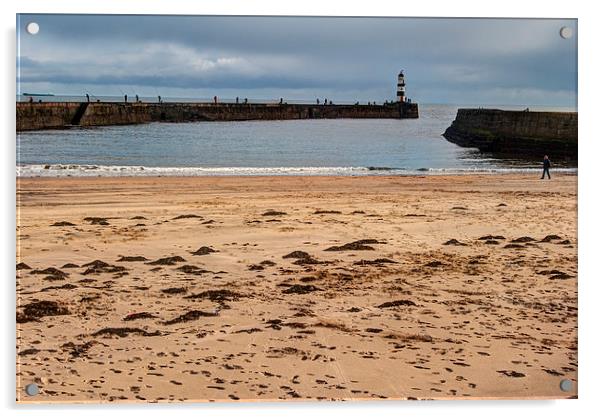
[{"x1": 17, "y1": 14, "x2": 577, "y2": 107}]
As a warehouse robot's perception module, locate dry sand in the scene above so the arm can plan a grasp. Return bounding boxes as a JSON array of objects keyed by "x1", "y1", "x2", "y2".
[{"x1": 16, "y1": 174, "x2": 578, "y2": 402}]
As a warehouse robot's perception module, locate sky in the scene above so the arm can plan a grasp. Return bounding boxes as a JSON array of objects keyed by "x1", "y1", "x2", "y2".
[{"x1": 16, "y1": 15, "x2": 577, "y2": 107}]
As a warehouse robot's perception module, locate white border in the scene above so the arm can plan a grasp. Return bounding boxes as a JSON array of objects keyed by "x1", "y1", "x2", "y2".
[{"x1": 2, "y1": 1, "x2": 600, "y2": 417}]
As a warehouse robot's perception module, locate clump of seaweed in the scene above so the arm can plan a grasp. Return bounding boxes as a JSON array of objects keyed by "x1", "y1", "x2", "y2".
[
  {"x1": 61, "y1": 341, "x2": 98, "y2": 358},
  {"x1": 161, "y1": 287, "x2": 187, "y2": 294},
  {"x1": 30, "y1": 267, "x2": 69, "y2": 280},
  {"x1": 283, "y1": 251, "x2": 311, "y2": 259},
  {"x1": 185, "y1": 289, "x2": 244, "y2": 302},
  {"x1": 163, "y1": 310, "x2": 218, "y2": 325},
  {"x1": 123, "y1": 312, "x2": 157, "y2": 321},
  {"x1": 147, "y1": 256, "x2": 186, "y2": 265},
  {"x1": 176, "y1": 265, "x2": 209, "y2": 274},
  {"x1": 51, "y1": 221, "x2": 76, "y2": 227},
  {"x1": 17, "y1": 300, "x2": 70, "y2": 323},
  {"x1": 282, "y1": 284, "x2": 322, "y2": 294},
  {"x1": 443, "y1": 239, "x2": 467, "y2": 246},
  {"x1": 262, "y1": 210, "x2": 287, "y2": 216},
  {"x1": 377, "y1": 300, "x2": 417, "y2": 308},
  {"x1": 81, "y1": 260, "x2": 127, "y2": 275},
  {"x1": 172, "y1": 214, "x2": 202, "y2": 220},
  {"x1": 116, "y1": 256, "x2": 148, "y2": 262},
  {"x1": 191, "y1": 247, "x2": 216, "y2": 256},
  {"x1": 353, "y1": 258, "x2": 397, "y2": 266},
  {"x1": 324, "y1": 239, "x2": 382, "y2": 251},
  {"x1": 92, "y1": 327, "x2": 161, "y2": 338}
]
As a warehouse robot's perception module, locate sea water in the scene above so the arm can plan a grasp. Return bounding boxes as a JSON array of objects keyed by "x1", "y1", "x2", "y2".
[{"x1": 16, "y1": 104, "x2": 577, "y2": 177}]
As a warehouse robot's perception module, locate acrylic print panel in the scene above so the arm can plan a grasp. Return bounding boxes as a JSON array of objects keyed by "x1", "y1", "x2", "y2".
[{"x1": 16, "y1": 14, "x2": 577, "y2": 403}]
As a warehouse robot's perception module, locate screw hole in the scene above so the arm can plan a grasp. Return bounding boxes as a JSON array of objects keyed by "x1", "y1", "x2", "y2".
[
  {"x1": 559, "y1": 26, "x2": 573, "y2": 39},
  {"x1": 24, "y1": 383, "x2": 39, "y2": 396},
  {"x1": 26, "y1": 22, "x2": 40, "y2": 35},
  {"x1": 559, "y1": 379, "x2": 573, "y2": 392}
]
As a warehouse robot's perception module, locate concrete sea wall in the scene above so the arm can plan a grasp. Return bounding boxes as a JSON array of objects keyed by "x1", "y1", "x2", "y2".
[
  {"x1": 17, "y1": 101, "x2": 419, "y2": 131},
  {"x1": 16, "y1": 102, "x2": 82, "y2": 131},
  {"x1": 443, "y1": 109, "x2": 577, "y2": 159}
]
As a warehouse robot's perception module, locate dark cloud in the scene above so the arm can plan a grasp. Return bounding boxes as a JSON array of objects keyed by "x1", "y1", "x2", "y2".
[{"x1": 17, "y1": 14, "x2": 577, "y2": 106}]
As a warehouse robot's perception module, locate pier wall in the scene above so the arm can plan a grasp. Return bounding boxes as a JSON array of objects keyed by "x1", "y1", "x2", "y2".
[
  {"x1": 443, "y1": 109, "x2": 577, "y2": 159},
  {"x1": 16, "y1": 102, "x2": 81, "y2": 131},
  {"x1": 17, "y1": 102, "x2": 419, "y2": 131}
]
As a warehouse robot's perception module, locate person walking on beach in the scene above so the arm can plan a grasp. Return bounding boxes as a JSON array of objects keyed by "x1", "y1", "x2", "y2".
[{"x1": 541, "y1": 155, "x2": 551, "y2": 179}]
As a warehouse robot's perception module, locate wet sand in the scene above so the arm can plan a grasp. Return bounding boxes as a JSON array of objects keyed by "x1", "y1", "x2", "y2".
[{"x1": 16, "y1": 174, "x2": 578, "y2": 402}]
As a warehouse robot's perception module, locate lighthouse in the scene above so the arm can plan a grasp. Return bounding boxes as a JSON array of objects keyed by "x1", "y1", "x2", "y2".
[{"x1": 397, "y1": 70, "x2": 406, "y2": 103}]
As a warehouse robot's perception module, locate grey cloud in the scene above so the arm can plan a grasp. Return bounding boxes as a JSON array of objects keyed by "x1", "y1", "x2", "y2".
[{"x1": 17, "y1": 14, "x2": 577, "y2": 106}]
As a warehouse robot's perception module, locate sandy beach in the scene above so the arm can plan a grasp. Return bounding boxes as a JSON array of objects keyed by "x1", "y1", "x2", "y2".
[{"x1": 16, "y1": 174, "x2": 578, "y2": 402}]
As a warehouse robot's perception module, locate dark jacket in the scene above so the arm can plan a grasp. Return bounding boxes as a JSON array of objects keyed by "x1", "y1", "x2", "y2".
[{"x1": 543, "y1": 159, "x2": 551, "y2": 169}]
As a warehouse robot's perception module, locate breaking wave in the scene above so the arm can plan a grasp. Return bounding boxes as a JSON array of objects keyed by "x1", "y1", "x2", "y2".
[{"x1": 17, "y1": 164, "x2": 578, "y2": 178}]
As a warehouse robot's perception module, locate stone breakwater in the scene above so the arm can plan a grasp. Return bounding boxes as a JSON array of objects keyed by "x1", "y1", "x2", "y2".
[
  {"x1": 443, "y1": 109, "x2": 577, "y2": 159},
  {"x1": 17, "y1": 101, "x2": 419, "y2": 131}
]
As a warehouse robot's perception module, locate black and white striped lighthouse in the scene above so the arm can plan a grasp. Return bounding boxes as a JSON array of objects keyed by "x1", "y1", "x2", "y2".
[{"x1": 397, "y1": 70, "x2": 406, "y2": 103}]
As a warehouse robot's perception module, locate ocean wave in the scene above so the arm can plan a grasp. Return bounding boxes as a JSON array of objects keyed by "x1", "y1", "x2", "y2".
[
  {"x1": 422, "y1": 167, "x2": 578, "y2": 174},
  {"x1": 16, "y1": 164, "x2": 578, "y2": 178}
]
